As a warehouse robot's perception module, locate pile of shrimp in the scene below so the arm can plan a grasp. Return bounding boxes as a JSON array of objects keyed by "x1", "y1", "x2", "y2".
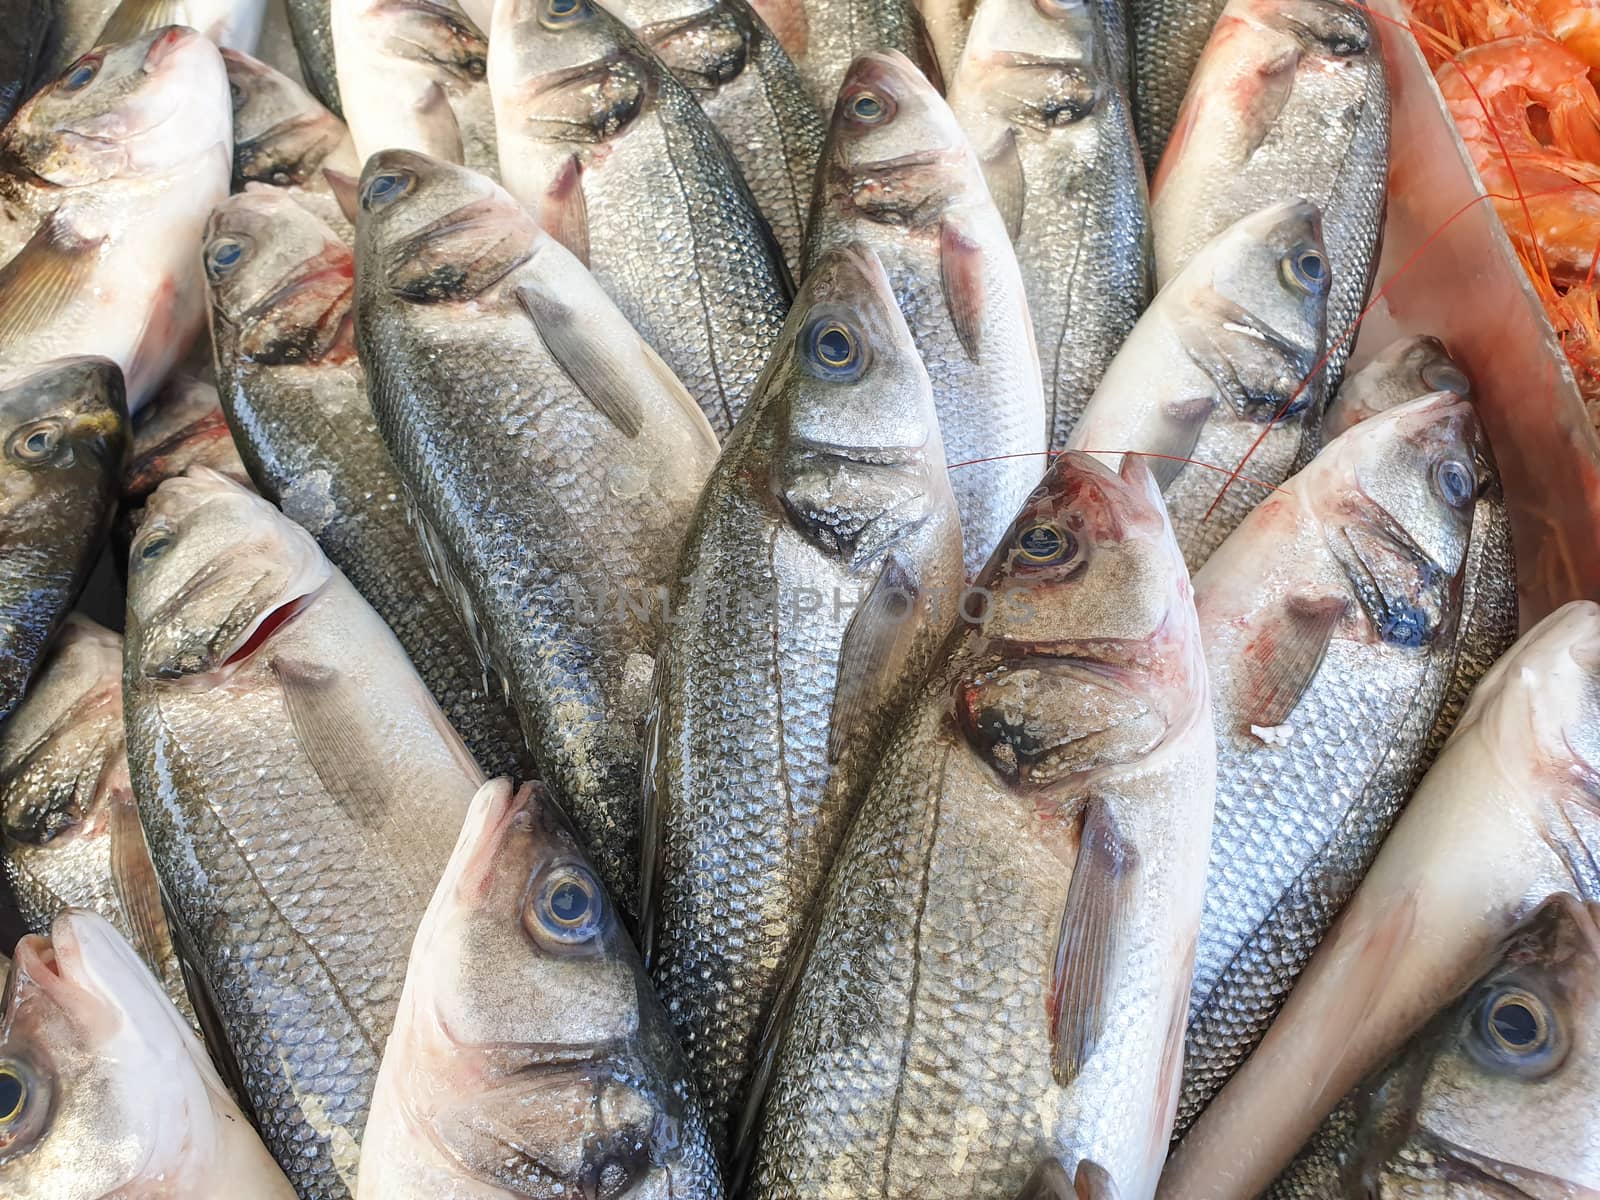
[{"x1": 1408, "y1": 0, "x2": 1600, "y2": 417}]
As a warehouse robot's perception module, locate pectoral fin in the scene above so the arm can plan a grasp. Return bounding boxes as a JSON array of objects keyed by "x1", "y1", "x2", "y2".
[
  {"x1": 982, "y1": 129, "x2": 1026, "y2": 243},
  {"x1": 108, "y1": 786, "x2": 176, "y2": 976},
  {"x1": 1237, "y1": 595, "x2": 1347, "y2": 729},
  {"x1": 540, "y1": 155, "x2": 590, "y2": 267},
  {"x1": 516, "y1": 284, "x2": 645, "y2": 437},
  {"x1": 0, "y1": 214, "x2": 104, "y2": 345},
  {"x1": 940, "y1": 218, "x2": 987, "y2": 364},
  {"x1": 1049, "y1": 799, "x2": 1137, "y2": 1085},
  {"x1": 272, "y1": 658, "x2": 392, "y2": 827},
  {"x1": 414, "y1": 79, "x2": 465, "y2": 164},
  {"x1": 1074, "y1": 1162, "x2": 1119, "y2": 1200},
  {"x1": 1016, "y1": 1161, "x2": 1072, "y2": 1199},
  {"x1": 828, "y1": 553, "x2": 919, "y2": 764},
  {"x1": 324, "y1": 168, "x2": 360, "y2": 226}
]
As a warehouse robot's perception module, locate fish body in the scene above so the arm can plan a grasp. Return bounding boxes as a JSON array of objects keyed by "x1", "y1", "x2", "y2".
[
  {"x1": 0, "y1": 28, "x2": 231, "y2": 411},
  {"x1": 644, "y1": 243, "x2": 963, "y2": 1156},
  {"x1": 205, "y1": 187, "x2": 534, "y2": 780},
  {"x1": 0, "y1": 0, "x2": 49, "y2": 124},
  {"x1": 1322, "y1": 335, "x2": 1471, "y2": 445},
  {"x1": 123, "y1": 468, "x2": 485, "y2": 1200},
  {"x1": 949, "y1": 0, "x2": 1150, "y2": 449},
  {"x1": 1270, "y1": 895, "x2": 1600, "y2": 1198},
  {"x1": 745, "y1": 450, "x2": 1215, "y2": 1200},
  {"x1": 1127, "y1": 0, "x2": 1225, "y2": 173},
  {"x1": 357, "y1": 778, "x2": 725, "y2": 1199},
  {"x1": 0, "y1": 909, "x2": 297, "y2": 1199},
  {"x1": 0, "y1": 358, "x2": 127, "y2": 724},
  {"x1": 750, "y1": 0, "x2": 938, "y2": 110},
  {"x1": 928, "y1": 0, "x2": 1126, "y2": 98},
  {"x1": 1159, "y1": 600, "x2": 1600, "y2": 1200},
  {"x1": 1067, "y1": 201, "x2": 1327, "y2": 570},
  {"x1": 1150, "y1": 0, "x2": 1387, "y2": 401},
  {"x1": 93, "y1": 0, "x2": 268, "y2": 52},
  {"x1": 490, "y1": 0, "x2": 790, "y2": 437},
  {"x1": 284, "y1": 0, "x2": 340, "y2": 114},
  {"x1": 353, "y1": 150, "x2": 719, "y2": 915},
  {"x1": 807, "y1": 50, "x2": 1045, "y2": 578}
]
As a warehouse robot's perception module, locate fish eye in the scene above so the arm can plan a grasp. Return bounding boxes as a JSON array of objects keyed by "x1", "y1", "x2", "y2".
[
  {"x1": 525, "y1": 863, "x2": 606, "y2": 945},
  {"x1": 204, "y1": 236, "x2": 249, "y2": 279},
  {"x1": 59, "y1": 55, "x2": 100, "y2": 91},
  {"x1": 802, "y1": 316, "x2": 867, "y2": 381},
  {"x1": 137, "y1": 531, "x2": 174, "y2": 561},
  {"x1": 1473, "y1": 985, "x2": 1561, "y2": 1075},
  {"x1": 845, "y1": 89, "x2": 892, "y2": 124},
  {"x1": 1434, "y1": 457, "x2": 1476, "y2": 508},
  {"x1": 9, "y1": 421, "x2": 60, "y2": 464},
  {"x1": 541, "y1": 0, "x2": 591, "y2": 27},
  {"x1": 1016, "y1": 521, "x2": 1077, "y2": 565},
  {"x1": 463, "y1": 54, "x2": 487, "y2": 79},
  {"x1": 360, "y1": 169, "x2": 417, "y2": 212},
  {"x1": 0, "y1": 1063, "x2": 25, "y2": 1126},
  {"x1": 1420, "y1": 360, "x2": 1470, "y2": 396},
  {"x1": 1282, "y1": 247, "x2": 1328, "y2": 294}
]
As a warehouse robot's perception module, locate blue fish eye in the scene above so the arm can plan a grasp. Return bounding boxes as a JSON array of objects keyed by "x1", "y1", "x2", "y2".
[
  {"x1": 1472, "y1": 985, "x2": 1560, "y2": 1077},
  {"x1": 205, "y1": 237, "x2": 247, "y2": 277},
  {"x1": 847, "y1": 90, "x2": 889, "y2": 123},
  {"x1": 541, "y1": 0, "x2": 591, "y2": 26},
  {"x1": 0, "y1": 1064, "x2": 25, "y2": 1125},
  {"x1": 526, "y1": 863, "x2": 605, "y2": 945},
  {"x1": 1017, "y1": 521, "x2": 1075, "y2": 565},
  {"x1": 802, "y1": 316, "x2": 866, "y2": 380},
  {"x1": 138, "y1": 532, "x2": 173, "y2": 561},
  {"x1": 60, "y1": 56, "x2": 99, "y2": 91},
  {"x1": 1284, "y1": 247, "x2": 1328, "y2": 294},
  {"x1": 1435, "y1": 458, "x2": 1476, "y2": 507},
  {"x1": 361, "y1": 169, "x2": 416, "y2": 211}
]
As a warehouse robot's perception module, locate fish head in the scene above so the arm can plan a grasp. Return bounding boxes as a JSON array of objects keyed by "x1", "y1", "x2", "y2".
[
  {"x1": 1310, "y1": 392, "x2": 1483, "y2": 650},
  {"x1": 396, "y1": 778, "x2": 693, "y2": 1192},
  {"x1": 0, "y1": 28, "x2": 230, "y2": 187},
  {"x1": 1236, "y1": 0, "x2": 1376, "y2": 67},
  {"x1": 369, "y1": 0, "x2": 489, "y2": 87},
  {"x1": 125, "y1": 467, "x2": 332, "y2": 682},
  {"x1": 0, "y1": 358, "x2": 129, "y2": 523},
  {"x1": 0, "y1": 911, "x2": 226, "y2": 1198},
  {"x1": 1323, "y1": 336, "x2": 1471, "y2": 442},
  {"x1": 956, "y1": 0, "x2": 1107, "y2": 136},
  {"x1": 222, "y1": 48, "x2": 347, "y2": 191},
  {"x1": 355, "y1": 148, "x2": 539, "y2": 304},
  {"x1": 823, "y1": 51, "x2": 973, "y2": 226},
  {"x1": 599, "y1": 0, "x2": 748, "y2": 96},
  {"x1": 204, "y1": 189, "x2": 354, "y2": 366}
]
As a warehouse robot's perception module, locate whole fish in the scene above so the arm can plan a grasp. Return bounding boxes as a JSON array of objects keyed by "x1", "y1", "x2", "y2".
[
  {"x1": 808, "y1": 50, "x2": 1046, "y2": 578},
  {"x1": 1322, "y1": 335, "x2": 1471, "y2": 444},
  {"x1": 92, "y1": 0, "x2": 267, "y2": 52},
  {"x1": 1270, "y1": 893, "x2": 1600, "y2": 1199},
  {"x1": 1175, "y1": 393, "x2": 1514, "y2": 1135},
  {"x1": 0, "y1": 910, "x2": 297, "y2": 1199},
  {"x1": 490, "y1": 0, "x2": 790, "y2": 437},
  {"x1": 1159, "y1": 601, "x2": 1600, "y2": 1200},
  {"x1": 1150, "y1": 0, "x2": 1388, "y2": 400},
  {"x1": 0, "y1": 616, "x2": 191, "y2": 1016},
  {"x1": 643, "y1": 243, "x2": 963, "y2": 1157},
  {"x1": 222, "y1": 48, "x2": 359, "y2": 236},
  {"x1": 123, "y1": 467, "x2": 485, "y2": 1200},
  {"x1": 743, "y1": 450, "x2": 1216, "y2": 1200},
  {"x1": 1126, "y1": 0, "x2": 1225, "y2": 174},
  {"x1": 0, "y1": 358, "x2": 127, "y2": 724},
  {"x1": 1067, "y1": 201, "x2": 1328, "y2": 570},
  {"x1": 284, "y1": 0, "x2": 341, "y2": 114},
  {"x1": 357, "y1": 778, "x2": 725, "y2": 1198},
  {"x1": 598, "y1": 0, "x2": 824, "y2": 278},
  {"x1": 948, "y1": 0, "x2": 1150, "y2": 448},
  {"x1": 0, "y1": 28, "x2": 232, "y2": 411},
  {"x1": 205, "y1": 187, "x2": 534, "y2": 780},
  {"x1": 353, "y1": 150, "x2": 719, "y2": 914},
  {"x1": 0, "y1": 0, "x2": 49, "y2": 124},
  {"x1": 332, "y1": 0, "x2": 496, "y2": 175}
]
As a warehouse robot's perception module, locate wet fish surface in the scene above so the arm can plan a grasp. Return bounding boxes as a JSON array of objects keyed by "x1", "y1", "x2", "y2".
[
  {"x1": 808, "y1": 50, "x2": 1046, "y2": 578},
  {"x1": 491, "y1": 0, "x2": 791, "y2": 437},
  {"x1": 357, "y1": 778, "x2": 725, "y2": 1198},
  {"x1": 354, "y1": 150, "x2": 720, "y2": 915},
  {"x1": 285, "y1": 0, "x2": 341, "y2": 113},
  {"x1": 1127, "y1": 0, "x2": 1226, "y2": 174},
  {"x1": 744, "y1": 451, "x2": 1215, "y2": 1200},
  {"x1": 1322, "y1": 335, "x2": 1471, "y2": 445},
  {"x1": 643, "y1": 243, "x2": 963, "y2": 1157},
  {"x1": 949, "y1": 0, "x2": 1150, "y2": 449},
  {"x1": 91, "y1": 0, "x2": 268, "y2": 52},
  {"x1": 124, "y1": 468, "x2": 485, "y2": 1200}
]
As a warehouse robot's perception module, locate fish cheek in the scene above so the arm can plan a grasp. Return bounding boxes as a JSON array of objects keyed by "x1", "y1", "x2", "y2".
[
  {"x1": 529, "y1": 60, "x2": 654, "y2": 144},
  {"x1": 653, "y1": 11, "x2": 748, "y2": 92}
]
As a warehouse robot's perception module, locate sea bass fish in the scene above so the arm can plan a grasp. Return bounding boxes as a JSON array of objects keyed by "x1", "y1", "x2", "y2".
[
  {"x1": 1269, "y1": 893, "x2": 1600, "y2": 1199},
  {"x1": 490, "y1": 0, "x2": 791, "y2": 437},
  {"x1": 354, "y1": 149, "x2": 719, "y2": 914},
  {"x1": 0, "y1": 616, "x2": 190, "y2": 1016},
  {"x1": 0, "y1": 910, "x2": 297, "y2": 1199},
  {"x1": 1067, "y1": 201, "x2": 1328, "y2": 570},
  {"x1": 92, "y1": 0, "x2": 267, "y2": 53},
  {"x1": 357, "y1": 778, "x2": 725, "y2": 1199},
  {"x1": 1159, "y1": 600, "x2": 1600, "y2": 1200},
  {"x1": 1322, "y1": 335, "x2": 1472, "y2": 445},
  {"x1": 0, "y1": 29, "x2": 231, "y2": 411},
  {"x1": 1126, "y1": 0, "x2": 1226, "y2": 173},
  {"x1": 948, "y1": 0, "x2": 1150, "y2": 448},
  {"x1": 808, "y1": 50, "x2": 1046, "y2": 578},
  {"x1": 744, "y1": 450, "x2": 1216, "y2": 1200},
  {"x1": 123, "y1": 468, "x2": 485, "y2": 1200},
  {"x1": 598, "y1": 0, "x2": 823, "y2": 279},
  {"x1": 0, "y1": 358, "x2": 127, "y2": 724},
  {"x1": 205, "y1": 188, "x2": 534, "y2": 782},
  {"x1": 1150, "y1": 0, "x2": 1388, "y2": 401},
  {"x1": 643, "y1": 243, "x2": 963, "y2": 1157}
]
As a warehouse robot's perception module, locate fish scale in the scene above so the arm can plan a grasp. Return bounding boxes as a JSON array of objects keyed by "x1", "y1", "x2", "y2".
[{"x1": 1127, "y1": 0, "x2": 1228, "y2": 173}]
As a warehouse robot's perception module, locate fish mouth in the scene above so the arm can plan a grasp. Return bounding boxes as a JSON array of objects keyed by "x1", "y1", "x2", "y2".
[
  {"x1": 1327, "y1": 507, "x2": 1454, "y2": 649},
  {"x1": 1381, "y1": 1129, "x2": 1600, "y2": 1199}
]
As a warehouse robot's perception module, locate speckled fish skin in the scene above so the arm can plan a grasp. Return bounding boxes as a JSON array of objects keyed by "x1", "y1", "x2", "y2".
[
  {"x1": 1127, "y1": 0, "x2": 1225, "y2": 175},
  {"x1": 285, "y1": 0, "x2": 341, "y2": 114},
  {"x1": 357, "y1": 778, "x2": 725, "y2": 1200},
  {"x1": 598, "y1": 0, "x2": 823, "y2": 281},
  {"x1": 643, "y1": 243, "x2": 963, "y2": 1159},
  {"x1": 0, "y1": 358, "x2": 127, "y2": 725},
  {"x1": 1150, "y1": 0, "x2": 1387, "y2": 402},
  {"x1": 1176, "y1": 393, "x2": 1515, "y2": 1137},
  {"x1": 1322, "y1": 335, "x2": 1472, "y2": 445},
  {"x1": 745, "y1": 451, "x2": 1215, "y2": 1200},
  {"x1": 332, "y1": 0, "x2": 496, "y2": 175},
  {"x1": 0, "y1": 911, "x2": 298, "y2": 1200},
  {"x1": 123, "y1": 468, "x2": 485, "y2": 1200},
  {"x1": 949, "y1": 0, "x2": 1150, "y2": 450},
  {"x1": 807, "y1": 51, "x2": 1045, "y2": 579},
  {"x1": 0, "y1": 616, "x2": 192, "y2": 1018},
  {"x1": 1160, "y1": 601, "x2": 1600, "y2": 1200},
  {"x1": 0, "y1": 28, "x2": 231, "y2": 411},
  {"x1": 1067, "y1": 201, "x2": 1327, "y2": 572},
  {"x1": 353, "y1": 150, "x2": 720, "y2": 916},
  {"x1": 1268, "y1": 895, "x2": 1600, "y2": 1200},
  {"x1": 490, "y1": 0, "x2": 790, "y2": 438},
  {"x1": 205, "y1": 188, "x2": 534, "y2": 783}
]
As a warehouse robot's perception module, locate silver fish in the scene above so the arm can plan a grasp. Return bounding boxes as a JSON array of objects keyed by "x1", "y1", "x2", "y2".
[
  {"x1": 743, "y1": 0, "x2": 939, "y2": 109},
  {"x1": 642, "y1": 242, "x2": 963, "y2": 1157},
  {"x1": 1126, "y1": 0, "x2": 1226, "y2": 174},
  {"x1": 93, "y1": 0, "x2": 267, "y2": 52},
  {"x1": 284, "y1": 0, "x2": 341, "y2": 115},
  {"x1": 743, "y1": 451, "x2": 1215, "y2": 1200},
  {"x1": 924, "y1": 0, "x2": 1125, "y2": 99},
  {"x1": 1322, "y1": 335, "x2": 1471, "y2": 445},
  {"x1": 124, "y1": 467, "x2": 485, "y2": 1200}
]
